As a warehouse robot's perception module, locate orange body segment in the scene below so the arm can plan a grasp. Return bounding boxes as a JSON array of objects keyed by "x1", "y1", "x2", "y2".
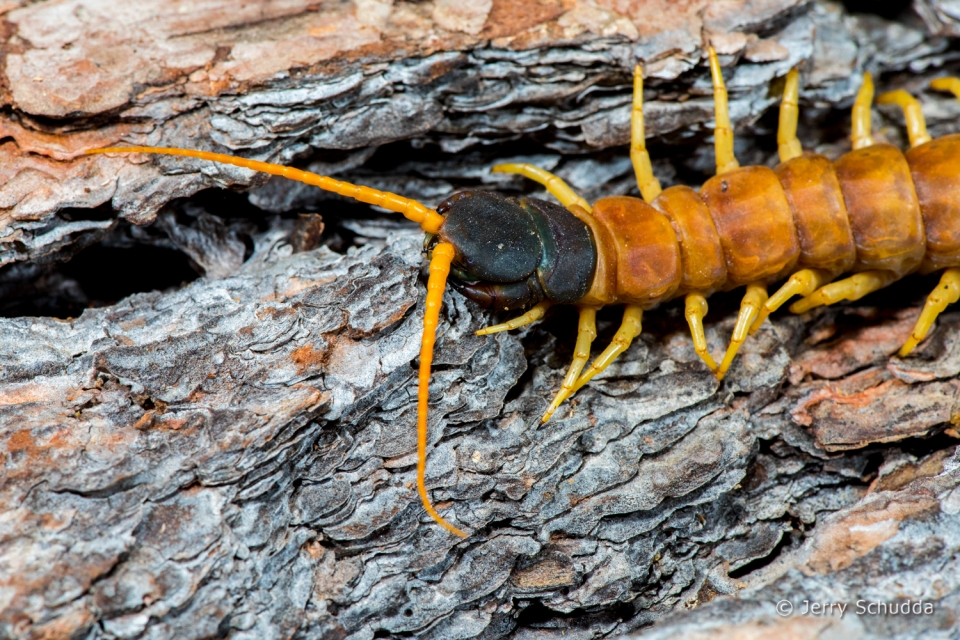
[
  {"x1": 653, "y1": 185, "x2": 727, "y2": 295},
  {"x1": 567, "y1": 205, "x2": 620, "y2": 307},
  {"x1": 591, "y1": 196, "x2": 682, "y2": 308},
  {"x1": 699, "y1": 165, "x2": 800, "y2": 288},
  {"x1": 905, "y1": 133, "x2": 960, "y2": 273},
  {"x1": 774, "y1": 153, "x2": 857, "y2": 278},
  {"x1": 833, "y1": 143, "x2": 926, "y2": 277}
]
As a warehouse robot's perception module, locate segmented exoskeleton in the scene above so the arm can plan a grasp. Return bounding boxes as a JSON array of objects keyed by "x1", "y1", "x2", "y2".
[{"x1": 88, "y1": 49, "x2": 960, "y2": 538}]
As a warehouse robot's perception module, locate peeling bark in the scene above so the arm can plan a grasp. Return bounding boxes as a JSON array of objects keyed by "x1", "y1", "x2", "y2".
[{"x1": 3, "y1": 2, "x2": 960, "y2": 640}]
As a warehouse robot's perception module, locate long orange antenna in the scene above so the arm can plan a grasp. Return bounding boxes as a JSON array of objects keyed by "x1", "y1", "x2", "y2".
[
  {"x1": 91, "y1": 145, "x2": 464, "y2": 534},
  {"x1": 418, "y1": 243, "x2": 468, "y2": 537},
  {"x1": 86, "y1": 146, "x2": 444, "y2": 234}
]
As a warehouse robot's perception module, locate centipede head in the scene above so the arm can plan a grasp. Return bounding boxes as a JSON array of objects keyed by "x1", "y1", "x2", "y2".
[{"x1": 432, "y1": 191, "x2": 548, "y2": 311}]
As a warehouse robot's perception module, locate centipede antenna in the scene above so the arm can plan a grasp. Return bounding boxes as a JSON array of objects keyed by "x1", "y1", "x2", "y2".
[
  {"x1": 777, "y1": 68, "x2": 803, "y2": 162},
  {"x1": 87, "y1": 146, "x2": 445, "y2": 233},
  {"x1": 418, "y1": 242, "x2": 468, "y2": 537},
  {"x1": 851, "y1": 73, "x2": 875, "y2": 150},
  {"x1": 708, "y1": 46, "x2": 739, "y2": 175},
  {"x1": 876, "y1": 90, "x2": 932, "y2": 148},
  {"x1": 630, "y1": 63, "x2": 662, "y2": 202}
]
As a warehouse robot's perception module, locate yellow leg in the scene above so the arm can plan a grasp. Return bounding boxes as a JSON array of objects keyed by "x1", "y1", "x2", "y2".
[
  {"x1": 931, "y1": 77, "x2": 960, "y2": 100},
  {"x1": 717, "y1": 284, "x2": 767, "y2": 381},
  {"x1": 750, "y1": 269, "x2": 831, "y2": 333},
  {"x1": 572, "y1": 305, "x2": 643, "y2": 392},
  {"x1": 630, "y1": 64, "x2": 662, "y2": 202},
  {"x1": 790, "y1": 270, "x2": 896, "y2": 314},
  {"x1": 852, "y1": 72, "x2": 875, "y2": 150},
  {"x1": 491, "y1": 163, "x2": 592, "y2": 213},
  {"x1": 778, "y1": 68, "x2": 803, "y2": 162},
  {"x1": 900, "y1": 268, "x2": 960, "y2": 356},
  {"x1": 542, "y1": 307, "x2": 598, "y2": 423},
  {"x1": 475, "y1": 301, "x2": 551, "y2": 336},
  {"x1": 876, "y1": 90, "x2": 931, "y2": 147},
  {"x1": 708, "y1": 46, "x2": 739, "y2": 175},
  {"x1": 685, "y1": 292, "x2": 718, "y2": 372}
]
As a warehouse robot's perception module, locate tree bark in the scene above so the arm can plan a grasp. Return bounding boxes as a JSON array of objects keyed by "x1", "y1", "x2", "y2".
[{"x1": 2, "y1": 1, "x2": 960, "y2": 639}]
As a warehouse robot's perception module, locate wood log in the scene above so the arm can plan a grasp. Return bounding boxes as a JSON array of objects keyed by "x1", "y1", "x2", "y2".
[{"x1": 2, "y1": 1, "x2": 960, "y2": 639}]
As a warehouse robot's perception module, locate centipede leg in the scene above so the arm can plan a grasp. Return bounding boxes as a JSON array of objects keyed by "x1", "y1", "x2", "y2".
[
  {"x1": 852, "y1": 72, "x2": 875, "y2": 150},
  {"x1": 900, "y1": 268, "x2": 960, "y2": 356},
  {"x1": 542, "y1": 306, "x2": 599, "y2": 423},
  {"x1": 630, "y1": 64, "x2": 662, "y2": 202},
  {"x1": 491, "y1": 163, "x2": 592, "y2": 212},
  {"x1": 930, "y1": 77, "x2": 960, "y2": 100},
  {"x1": 750, "y1": 269, "x2": 831, "y2": 334},
  {"x1": 572, "y1": 305, "x2": 643, "y2": 392},
  {"x1": 877, "y1": 90, "x2": 931, "y2": 147},
  {"x1": 777, "y1": 68, "x2": 803, "y2": 162},
  {"x1": 717, "y1": 284, "x2": 767, "y2": 381},
  {"x1": 708, "y1": 46, "x2": 739, "y2": 175},
  {"x1": 789, "y1": 270, "x2": 897, "y2": 314},
  {"x1": 476, "y1": 301, "x2": 552, "y2": 336},
  {"x1": 685, "y1": 293, "x2": 718, "y2": 372}
]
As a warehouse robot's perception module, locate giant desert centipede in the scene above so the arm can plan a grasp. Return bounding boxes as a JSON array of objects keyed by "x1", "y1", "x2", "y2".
[{"x1": 88, "y1": 48, "x2": 960, "y2": 538}]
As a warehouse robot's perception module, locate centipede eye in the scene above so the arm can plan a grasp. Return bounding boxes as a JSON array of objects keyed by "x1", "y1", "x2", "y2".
[{"x1": 436, "y1": 191, "x2": 542, "y2": 283}]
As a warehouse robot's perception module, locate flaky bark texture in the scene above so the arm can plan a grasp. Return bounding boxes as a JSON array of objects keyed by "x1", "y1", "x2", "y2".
[{"x1": 2, "y1": 1, "x2": 960, "y2": 639}]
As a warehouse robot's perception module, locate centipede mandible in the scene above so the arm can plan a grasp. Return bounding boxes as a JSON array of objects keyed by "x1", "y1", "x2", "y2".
[{"x1": 87, "y1": 48, "x2": 960, "y2": 538}]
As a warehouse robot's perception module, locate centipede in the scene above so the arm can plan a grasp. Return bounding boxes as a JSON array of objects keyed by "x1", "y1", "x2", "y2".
[{"x1": 87, "y1": 48, "x2": 960, "y2": 538}]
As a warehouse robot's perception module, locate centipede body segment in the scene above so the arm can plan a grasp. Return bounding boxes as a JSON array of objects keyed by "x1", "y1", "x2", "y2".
[{"x1": 87, "y1": 48, "x2": 960, "y2": 537}]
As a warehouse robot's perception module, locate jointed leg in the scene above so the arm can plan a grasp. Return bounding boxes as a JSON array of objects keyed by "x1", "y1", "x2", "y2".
[
  {"x1": 717, "y1": 284, "x2": 768, "y2": 380},
  {"x1": 685, "y1": 293, "x2": 718, "y2": 372},
  {"x1": 708, "y1": 46, "x2": 739, "y2": 175},
  {"x1": 778, "y1": 68, "x2": 803, "y2": 162},
  {"x1": 476, "y1": 301, "x2": 552, "y2": 336},
  {"x1": 790, "y1": 270, "x2": 896, "y2": 314},
  {"x1": 876, "y1": 90, "x2": 931, "y2": 147},
  {"x1": 900, "y1": 268, "x2": 960, "y2": 356},
  {"x1": 931, "y1": 77, "x2": 960, "y2": 99},
  {"x1": 491, "y1": 163, "x2": 592, "y2": 212},
  {"x1": 750, "y1": 269, "x2": 831, "y2": 333},
  {"x1": 542, "y1": 306, "x2": 599, "y2": 423},
  {"x1": 630, "y1": 64, "x2": 662, "y2": 202},
  {"x1": 573, "y1": 305, "x2": 643, "y2": 392},
  {"x1": 852, "y1": 72, "x2": 875, "y2": 150}
]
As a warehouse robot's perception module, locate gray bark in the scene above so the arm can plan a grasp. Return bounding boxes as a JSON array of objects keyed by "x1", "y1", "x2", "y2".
[{"x1": 2, "y1": 2, "x2": 960, "y2": 640}]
